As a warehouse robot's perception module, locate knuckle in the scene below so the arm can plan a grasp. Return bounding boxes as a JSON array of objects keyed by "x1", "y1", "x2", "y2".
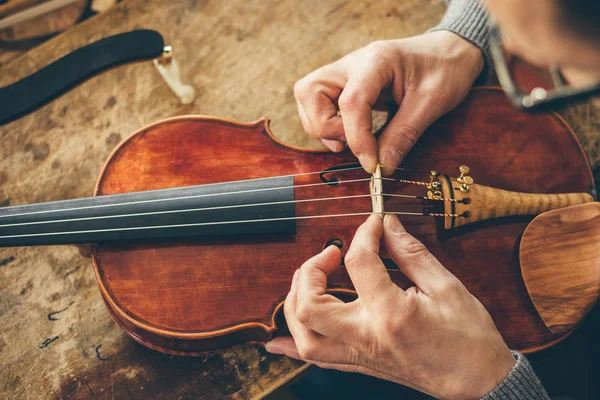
[
  {"x1": 338, "y1": 89, "x2": 362, "y2": 112},
  {"x1": 317, "y1": 110, "x2": 334, "y2": 127},
  {"x1": 283, "y1": 292, "x2": 297, "y2": 318},
  {"x1": 295, "y1": 299, "x2": 316, "y2": 326},
  {"x1": 296, "y1": 341, "x2": 317, "y2": 360},
  {"x1": 313, "y1": 116, "x2": 333, "y2": 139},
  {"x1": 438, "y1": 278, "x2": 466, "y2": 299},
  {"x1": 344, "y1": 247, "x2": 369, "y2": 269},
  {"x1": 293, "y1": 78, "x2": 312, "y2": 101},
  {"x1": 365, "y1": 41, "x2": 398, "y2": 67},
  {"x1": 389, "y1": 124, "x2": 420, "y2": 147},
  {"x1": 377, "y1": 293, "x2": 417, "y2": 338},
  {"x1": 366, "y1": 40, "x2": 392, "y2": 57},
  {"x1": 398, "y1": 233, "x2": 431, "y2": 261}
]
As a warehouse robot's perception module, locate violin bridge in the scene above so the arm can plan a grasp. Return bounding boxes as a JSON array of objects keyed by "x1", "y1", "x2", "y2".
[
  {"x1": 370, "y1": 164, "x2": 384, "y2": 217},
  {"x1": 153, "y1": 46, "x2": 196, "y2": 105}
]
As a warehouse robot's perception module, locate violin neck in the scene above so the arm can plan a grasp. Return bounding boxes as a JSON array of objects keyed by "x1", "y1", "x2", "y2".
[{"x1": 0, "y1": 177, "x2": 296, "y2": 247}]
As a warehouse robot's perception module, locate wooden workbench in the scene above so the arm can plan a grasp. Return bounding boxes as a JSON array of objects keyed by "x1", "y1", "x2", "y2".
[{"x1": 0, "y1": 0, "x2": 598, "y2": 399}]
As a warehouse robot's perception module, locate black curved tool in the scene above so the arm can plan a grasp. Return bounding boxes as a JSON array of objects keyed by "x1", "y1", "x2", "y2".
[{"x1": 0, "y1": 29, "x2": 165, "y2": 125}]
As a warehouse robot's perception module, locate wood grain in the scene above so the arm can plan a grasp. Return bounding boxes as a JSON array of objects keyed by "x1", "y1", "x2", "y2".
[
  {"x1": 0, "y1": 0, "x2": 450, "y2": 398},
  {"x1": 0, "y1": 0, "x2": 598, "y2": 398},
  {"x1": 87, "y1": 89, "x2": 594, "y2": 356},
  {"x1": 0, "y1": 0, "x2": 86, "y2": 41},
  {"x1": 442, "y1": 181, "x2": 594, "y2": 229},
  {"x1": 520, "y1": 202, "x2": 600, "y2": 335}
]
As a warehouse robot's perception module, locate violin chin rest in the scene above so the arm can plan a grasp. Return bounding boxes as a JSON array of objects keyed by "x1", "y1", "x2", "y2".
[{"x1": 520, "y1": 202, "x2": 600, "y2": 336}]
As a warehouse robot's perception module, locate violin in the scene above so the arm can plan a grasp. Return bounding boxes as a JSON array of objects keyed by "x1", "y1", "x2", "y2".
[{"x1": 1, "y1": 87, "x2": 598, "y2": 355}]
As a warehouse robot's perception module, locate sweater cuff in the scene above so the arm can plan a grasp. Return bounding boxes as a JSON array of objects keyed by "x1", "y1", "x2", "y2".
[
  {"x1": 480, "y1": 351, "x2": 550, "y2": 400},
  {"x1": 428, "y1": 0, "x2": 492, "y2": 84}
]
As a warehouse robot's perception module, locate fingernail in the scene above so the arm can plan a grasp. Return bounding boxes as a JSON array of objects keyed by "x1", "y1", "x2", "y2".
[
  {"x1": 357, "y1": 153, "x2": 376, "y2": 174},
  {"x1": 381, "y1": 147, "x2": 403, "y2": 172},
  {"x1": 291, "y1": 269, "x2": 299, "y2": 289},
  {"x1": 384, "y1": 214, "x2": 402, "y2": 233},
  {"x1": 322, "y1": 139, "x2": 343, "y2": 152},
  {"x1": 265, "y1": 343, "x2": 283, "y2": 354}
]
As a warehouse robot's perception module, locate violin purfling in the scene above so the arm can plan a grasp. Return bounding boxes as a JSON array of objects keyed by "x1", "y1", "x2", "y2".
[{"x1": 0, "y1": 88, "x2": 597, "y2": 355}]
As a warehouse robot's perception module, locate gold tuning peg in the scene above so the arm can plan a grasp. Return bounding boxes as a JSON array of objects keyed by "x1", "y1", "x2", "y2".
[
  {"x1": 158, "y1": 45, "x2": 173, "y2": 66},
  {"x1": 457, "y1": 165, "x2": 474, "y2": 186},
  {"x1": 428, "y1": 170, "x2": 440, "y2": 187}
]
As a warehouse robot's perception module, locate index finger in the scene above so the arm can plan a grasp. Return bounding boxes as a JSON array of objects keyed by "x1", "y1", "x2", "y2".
[
  {"x1": 294, "y1": 245, "x2": 355, "y2": 338},
  {"x1": 294, "y1": 64, "x2": 348, "y2": 148},
  {"x1": 338, "y1": 70, "x2": 389, "y2": 174},
  {"x1": 344, "y1": 214, "x2": 400, "y2": 301}
]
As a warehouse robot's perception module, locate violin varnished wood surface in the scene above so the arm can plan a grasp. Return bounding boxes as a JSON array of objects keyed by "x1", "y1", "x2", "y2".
[
  {"x1": 520, "y1": 203, "x2": 600, "y2": 336},
  {"x1": 0, "y1": 0, "x2": 448, "y2": 398},
  {"x1": 92, "y1": 89, "x2": 595, "y2": 356},
  {"x1": 1, "y1": 0, "x2": 600, "y2": 399}
]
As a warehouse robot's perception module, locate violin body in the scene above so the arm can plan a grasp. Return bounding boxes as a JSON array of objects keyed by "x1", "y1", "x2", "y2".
[{"x1": 89, "y1": 88, "x2": 597, "y2": 355}]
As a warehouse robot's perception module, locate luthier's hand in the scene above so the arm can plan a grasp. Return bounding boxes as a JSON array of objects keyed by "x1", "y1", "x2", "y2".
[
  {"x1": 265, "y1": 214, "x2": 516, "y2": 400},
  {"x1": 294, "y1": 31, "x2": 483, "y2": 175}
]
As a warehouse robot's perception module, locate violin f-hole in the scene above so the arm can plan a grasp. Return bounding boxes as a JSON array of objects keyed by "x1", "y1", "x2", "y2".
[
  {"x1": 319, "y1": 163, "x2": 362, "y2": 186},
  {"x1": 324, "y1": 238, "x2": 344, "y2": 250}
]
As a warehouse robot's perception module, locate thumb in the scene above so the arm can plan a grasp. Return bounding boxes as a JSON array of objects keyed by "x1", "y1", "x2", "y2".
[
  {"x1": 378, "y1": 94, "x2": 443, "y2": 176},
  {"x1": 383, "y1": 214, "x2": 458, "y2": 296}
]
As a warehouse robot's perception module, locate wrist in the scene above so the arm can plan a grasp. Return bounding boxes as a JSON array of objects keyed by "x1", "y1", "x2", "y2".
[
  {"x1": 443, "y1": 345, "x2": 516, "y2": 400},
  {"x1": 466, "y1": 346, "x2": 517, "y2": 399},
  {"x1": 476, "y1": 347, "x2": 517, "y2": 398},
  {"x1": 430, "y1": 30, "x2": 485, "y2": 78},
  {"x1": 479, "y1": 351, "x2": 549, "y2": 400}
]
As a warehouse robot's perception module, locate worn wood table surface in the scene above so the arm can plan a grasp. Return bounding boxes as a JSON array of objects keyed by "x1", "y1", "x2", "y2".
[{"x1": 1, "y1": 0, "x2": 599, "y2": 399}]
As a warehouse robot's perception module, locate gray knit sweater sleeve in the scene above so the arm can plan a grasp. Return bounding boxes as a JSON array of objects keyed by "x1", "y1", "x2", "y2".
[
  {"x1": 428, "y1": 0, "x2": 492, "y2": 82},
  {"x1": 481, "y1": 352, "x2": 550, "y2": 400}
]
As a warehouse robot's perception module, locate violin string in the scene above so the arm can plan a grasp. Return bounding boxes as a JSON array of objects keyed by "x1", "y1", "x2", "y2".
[
  {"x1": 0, "y1": 211, "x2": 461, "y2": 241},
  {"x1": 0, "y1": 193, "x2": 375, "y2": 228},
  {"x1": 0, "y1": 166, "x2": 441, "y2": 219},
  {"x1": 0, "y1": 165, "x2": 366, "y2": 218},
  {"x1": 393, "y1": 178, "x2": 430, "y2": 187},
  {"x1": 383, "y1": 193, "x2": 461, "y2": 202},
  {"x1": 0, "y1": 192, "x2": 460, "y2": 229},
  {"x1": 0, "y1": 177, "x2": 372, "y2": 219}
]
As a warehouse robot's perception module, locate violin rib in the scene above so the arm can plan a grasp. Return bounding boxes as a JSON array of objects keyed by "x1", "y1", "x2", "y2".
[{"x1": 83, "y1": 88, "x2": 595, "y2": 355}]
